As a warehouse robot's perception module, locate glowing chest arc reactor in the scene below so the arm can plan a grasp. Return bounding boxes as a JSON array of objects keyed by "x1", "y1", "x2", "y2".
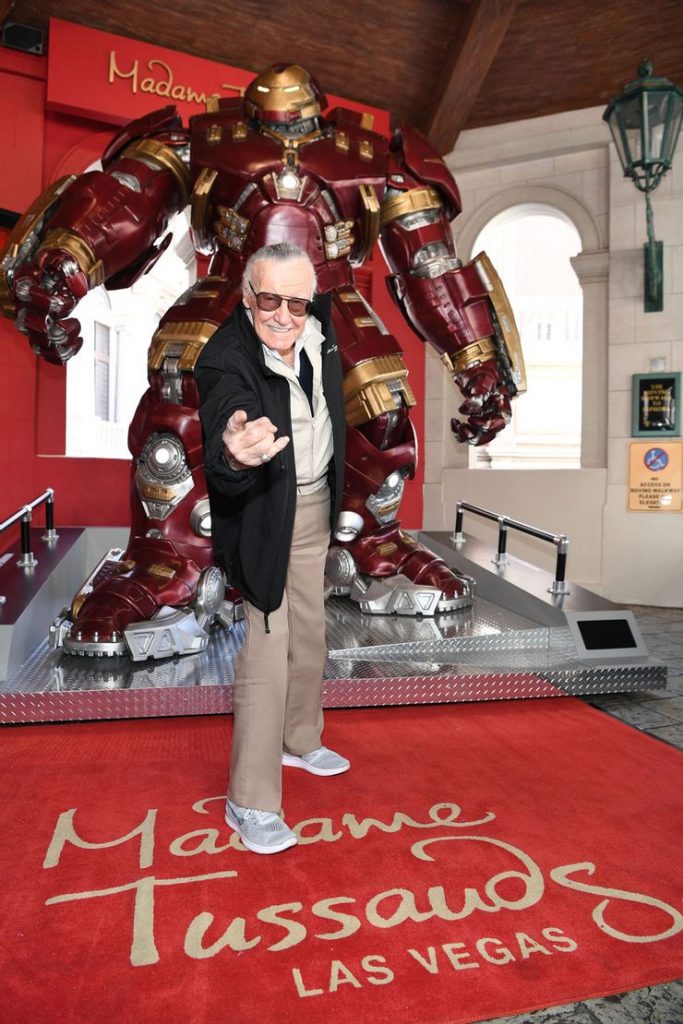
[{"x1": 272, "y1": 163, "x2": 309, "y2": 201}]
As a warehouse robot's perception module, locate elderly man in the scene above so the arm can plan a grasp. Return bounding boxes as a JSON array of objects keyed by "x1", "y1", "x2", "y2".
[{"x1": 196, "y1": 242, "x2": 349, "y2": 854}]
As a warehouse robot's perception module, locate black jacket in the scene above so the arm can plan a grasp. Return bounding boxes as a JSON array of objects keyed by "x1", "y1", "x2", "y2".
[{"x1": 195, "y1": 297, "x2": 346, "y2": 615}]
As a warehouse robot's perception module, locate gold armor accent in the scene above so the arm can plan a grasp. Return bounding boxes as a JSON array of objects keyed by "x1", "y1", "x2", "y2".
[
  {"x1": 244, "y1": 64, "x2": 322, "y2": 121},
  {"x1": 377, "y1": 542, "x2": 398, "y2": 557},
  {"x1": 121, "y1": 138, "x2": 190, "y2": 207},
  {"x1": 334, "y1": 131, "x2": 350, "y2": 153},
  {"x1": 37, "y1": 229, "x2": 105, "y2": 288},
  {"x1": 343, "y1": 354, "x2": 417, "y2": 427},
  {"x1": 380, "y1": 186, "x2": 443, "y2": 229},
  {"x1": 146, "y1": 563, "x2": 177, "y2": 580},
  {"x1": 441, "y1": 338, "x2": 498, "y2": 377},
  {"x1": 149, "y1": 320, "x2": 219, "y2": 372},
  {"x1": 354, "y1": 316, "x2": 376, "y2": 328},
  {"x1": 205, "y1": 97, "x2": 219, "y2": 113},
  {"x1": 140, "y1": 484, "x2": 176, "y2": 502},
  {"x1": 191, "y1": 167, "x2": 218, "y2": 252},
  {"x1": 472, "y1": 251, "x2": 527, "y2": 394},
  {"x1": 324, "y1": 220, "x2": 354, "y2": 260},
  {"x1": 70, "y1": 557, "x2": 134, "y2": 620},
  {"x1": 360, "y1": 112, "x2": 375, "y2": 131},
  {"x1": 0, "y1": 174, "x2": 76, "y2": 317},
  {"x1": 359, "y1": 140, "x2": 373, "y2": 162},
  {"x1": 232, "y1": 122, "x2": 248, "y2": 141},
  {"x1": 70, "y1": 592, "x2": 88, "y2": 621},
  {"x1": 192, "y1": 275, "x2": 223, "y2": 298},
  {"x1": 206, "y1": 124, "x2": 222, "y2": 144},
  {"x1": 339, "y1": 290, "x2": 362, "y2": 303},
  {"x1": 215, "y1": 205, "x2": 250, "y2": 251},
  {"x1": 354, "y1": 184, "x2": 381, "y2": 265}
]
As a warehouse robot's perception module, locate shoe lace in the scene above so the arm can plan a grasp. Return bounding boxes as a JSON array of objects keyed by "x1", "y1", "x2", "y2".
[{"x1": 243, "y1": 808, "x2": 284, "y2": 831}]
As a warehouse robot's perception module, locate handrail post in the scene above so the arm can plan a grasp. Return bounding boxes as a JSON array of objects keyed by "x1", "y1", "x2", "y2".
[
  {"x1": 449, "y1": 499, "x2": 571, "y2": 597},
  {"x1": 17, "y1": 508, "x2": 38, "y2": 569},
  {"x1": 549, "y1": 536, "x2": 570, "y2": 595},
  {"x1": 453, "y1": 502, "x2": 465, "y2": 543},
  {"x1": 493, "y1": 516, "x2": 509, "y2": 566},
  {"x1": 42, "y1": 488, "x2": 58, "y2": 543}
]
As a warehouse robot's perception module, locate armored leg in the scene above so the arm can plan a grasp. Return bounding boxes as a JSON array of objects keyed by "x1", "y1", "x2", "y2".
[
  {"x1": 325, "y1": 287, "x2": 473, "y2": 616},
  {"x1": 56, "y1": 276, "x2": 242, "y2": 658}
]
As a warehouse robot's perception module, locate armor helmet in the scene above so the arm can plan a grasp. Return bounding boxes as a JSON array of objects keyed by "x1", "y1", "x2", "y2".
[{"x1": 244, "y1": 63, "x2": 326, "y2": 124}]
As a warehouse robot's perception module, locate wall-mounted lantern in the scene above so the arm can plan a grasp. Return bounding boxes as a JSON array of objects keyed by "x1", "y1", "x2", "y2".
[{"x1": 603, "y1": 61, "x2": 683, "y2": 312}]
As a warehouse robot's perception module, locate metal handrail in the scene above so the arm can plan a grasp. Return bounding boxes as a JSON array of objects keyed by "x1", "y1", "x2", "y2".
[
  {"x1": 0, "y1": 490, "x2": 57, "y2": 604},
  {"x1": 453, "y1": 500, "x2": 570, "y2": 596}
]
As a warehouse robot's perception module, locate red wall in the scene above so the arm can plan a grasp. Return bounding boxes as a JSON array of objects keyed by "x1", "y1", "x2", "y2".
[{"x1": 0, "y1": 21, "x2": 425, "y2": 543}]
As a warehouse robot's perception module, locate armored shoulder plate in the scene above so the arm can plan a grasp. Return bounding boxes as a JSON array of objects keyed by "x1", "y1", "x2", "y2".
[
  {"x1": 101, "y1": 106, "x2": 184, "y2": 168},
  {"x1": 388, "y1": 124, "x2": 462, "y2": 221}
]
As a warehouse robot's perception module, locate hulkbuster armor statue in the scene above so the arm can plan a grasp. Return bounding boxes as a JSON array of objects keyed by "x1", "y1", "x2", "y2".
[{"x1": 0, "y1": 64, "x2": 525, "y2": 660}]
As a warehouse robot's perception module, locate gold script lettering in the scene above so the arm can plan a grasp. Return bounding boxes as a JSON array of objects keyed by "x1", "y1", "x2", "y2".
[
  {"x1": 411, "y1": 834, "x2": 545, "y2": 917},
  {"x1": 550, "y1": 861, "x2": 683, "y2": 943},
  {"x1": 107, "y1": 51, "x2": 242, "y2": 108},
  {"x1": 46, "y1": 870, "x2": 237, "y2": 967},
  {"x1": 43, "y1": 807, "x2": 157, "y2": 870},
  {"x1": 184, "y1": 910, "x2": 260, "y2": 958}
]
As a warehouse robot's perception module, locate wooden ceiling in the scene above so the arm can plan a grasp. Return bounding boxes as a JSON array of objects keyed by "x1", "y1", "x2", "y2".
[{"x1": 5, "y1": 0, "x2": 683, "y2": 153}]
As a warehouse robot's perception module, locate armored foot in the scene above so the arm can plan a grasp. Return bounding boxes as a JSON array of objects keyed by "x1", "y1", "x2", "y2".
[
  {"x1": 325, "y1": 524, "x2": 473, "y2": 616},
  {"x1": 50, "y1": 538, "x2": 237, "y2": 660}
]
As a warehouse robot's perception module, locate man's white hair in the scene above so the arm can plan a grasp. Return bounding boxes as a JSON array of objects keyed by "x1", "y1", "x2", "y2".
[{"x1": 243, "y1": 242, "x2": 317, "y2": 297}]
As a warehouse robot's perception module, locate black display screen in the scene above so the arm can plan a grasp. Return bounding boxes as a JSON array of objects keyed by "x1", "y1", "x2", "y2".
[{"x1": 576, "y1": 618, "x2": 638, "y2": 651}]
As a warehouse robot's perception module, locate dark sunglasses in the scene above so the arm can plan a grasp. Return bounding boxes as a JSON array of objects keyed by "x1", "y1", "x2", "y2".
[{"x1": 249, "y1": 281, "x2": 312, "y2": 317}]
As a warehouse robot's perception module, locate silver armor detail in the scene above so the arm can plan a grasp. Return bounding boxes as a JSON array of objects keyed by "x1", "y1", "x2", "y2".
[
  {"x1": 215, "y1": 206, "x2": 250, "y2": 251},
  {"x1": 354, "y1": 289, "x2": 390, "y2": 335},
  {"x1": 190, "y1": 498, "x2": 212, "y2": 537},
  {"x1": 366, "y1": 469, "x2": 406, "y2": 525},
  {"x1": 324, "y1": 220, "x2": 354, "y2": 260},
  {"x1": 160, "y1": 355, "x2": 183, "y2": 404},
  {"x1": 398, "y1": 208, "x2": 440, "y2": 231},
  {"x1": 333, "y1": 510, "x2": 364, "y2": 542},
  {"x1": 412, "y1": 242, "x2": 462, "y2": 278},
  {"x1": 349, "y1": 574, "x2": 446, "y2": 616},
  {"x1": 193, "y1": 566, "x2": 226, "y2": 629},
  {"x1": 325, "y1": 546, "x2": 358, "y2": 591},
  {"x1": 123, "y1": 607, "x2": 210, "y2": 661},
  {"x1": 136, "y1": 432, "x2": 193, "y2": 520},
  {"x1": 111, "y1": 170, "x2": 143, "y2": 192}
]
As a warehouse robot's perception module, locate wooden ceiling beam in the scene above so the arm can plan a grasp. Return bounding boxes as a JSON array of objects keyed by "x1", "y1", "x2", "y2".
[{"x1": 423, "y1": 0, "x2": 518, "y2": 154}]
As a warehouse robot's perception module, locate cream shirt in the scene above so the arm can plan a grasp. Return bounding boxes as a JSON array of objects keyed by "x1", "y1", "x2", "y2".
[{"x1": 257, "y1": 314, "x2": 334, "y2": 493}]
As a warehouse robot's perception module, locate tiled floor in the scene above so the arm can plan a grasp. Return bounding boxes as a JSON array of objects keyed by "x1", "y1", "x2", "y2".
[{"x1": 488, "y1": 604, "x2": 683, "y2": 1024}]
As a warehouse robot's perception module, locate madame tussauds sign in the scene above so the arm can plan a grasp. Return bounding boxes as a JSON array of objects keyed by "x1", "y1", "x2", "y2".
[
  {"x1": 42, "y1": 795, "x2": 683, "y2": 998},
  {"x1": 45, "y1": 18, "x2": 390, "y2": 132},
  {"x1": 46, "y1": 18, "x2": 252, "y2": 126}
]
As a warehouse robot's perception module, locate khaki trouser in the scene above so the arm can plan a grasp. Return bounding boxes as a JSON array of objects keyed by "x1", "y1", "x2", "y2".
[{"x1": 228, "y1": 486, "x2": 331, "y2": 812}]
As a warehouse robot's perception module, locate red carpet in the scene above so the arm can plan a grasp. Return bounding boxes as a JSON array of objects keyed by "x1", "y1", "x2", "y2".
[{"x1": 1, "y1": 698, "x2": 682, "y2": 1024}]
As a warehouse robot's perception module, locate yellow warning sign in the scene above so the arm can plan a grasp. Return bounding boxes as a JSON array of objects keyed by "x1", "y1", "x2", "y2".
[{"x1": 628, "y1": 442, "x2": 682, "y2": 511}]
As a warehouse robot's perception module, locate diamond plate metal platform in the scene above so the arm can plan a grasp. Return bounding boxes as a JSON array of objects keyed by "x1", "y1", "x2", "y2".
[{"x1": 0, "y1": 593, "x2": 666, "y2": 724}]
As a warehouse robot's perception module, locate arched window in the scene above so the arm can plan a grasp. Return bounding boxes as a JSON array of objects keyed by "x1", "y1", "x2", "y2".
[{"x1": 471, "y1": 204, "x2": 583, "y2": 468}]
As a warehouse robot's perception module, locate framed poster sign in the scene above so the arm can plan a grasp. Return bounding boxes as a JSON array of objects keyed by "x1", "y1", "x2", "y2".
[
  {"x1": 628, "y1": 441, "x2": 682, "y2": 511},
  {"x1": 631, "y1": 372, "x2": 680, "y2": 437}
]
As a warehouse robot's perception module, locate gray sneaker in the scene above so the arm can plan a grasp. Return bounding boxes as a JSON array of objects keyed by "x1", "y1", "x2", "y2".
[
  {"x1": 225, "y1": 799, "x2": 298, "y2": 854},
  {"x1": 282, "y1": 746, "x2": 350, "y2": 776}
]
